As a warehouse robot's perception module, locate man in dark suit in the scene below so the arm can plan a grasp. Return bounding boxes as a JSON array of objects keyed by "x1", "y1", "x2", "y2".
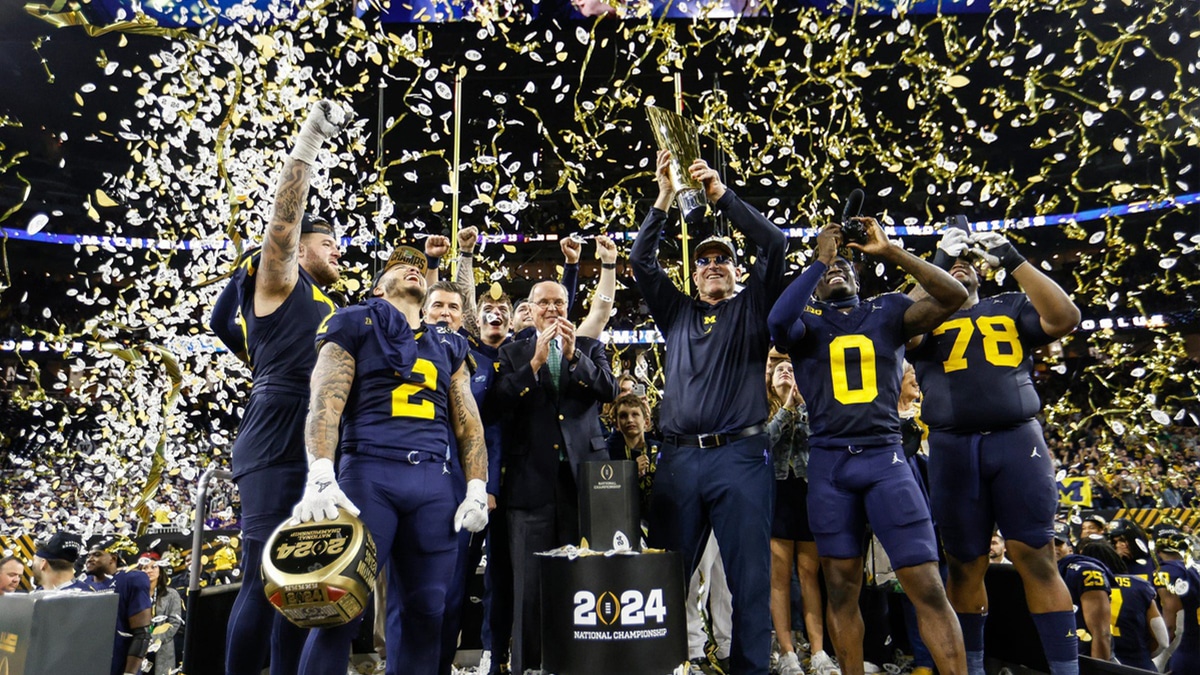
[{"x1": 494, "y1": 279, "x2": 618, "y2": 675}]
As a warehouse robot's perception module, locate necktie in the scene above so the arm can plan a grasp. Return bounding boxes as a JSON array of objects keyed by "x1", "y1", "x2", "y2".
[{"x1": 547, "y1": 339, "x2": 562, "y2": 394}]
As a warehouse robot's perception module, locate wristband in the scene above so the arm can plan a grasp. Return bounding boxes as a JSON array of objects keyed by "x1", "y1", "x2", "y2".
[
  {"x1": 596, "y1": 293, "x2": 614, "y2": 303},
  {"x1": 426, "y1": 255, "x2": 441, "y2": 270},
  {"x1": 460, "y1": 252, "x2": 474, "y2": 259},
  {"x1": 601, "y1": 262, "x2": 616, "y2": 270}
]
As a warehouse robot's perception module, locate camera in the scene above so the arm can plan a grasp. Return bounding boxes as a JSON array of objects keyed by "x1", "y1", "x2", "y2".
[
  {"x1": 631, "y1": 384, "x2": 647, "y2": 397},
  {"x1": 841, "y1": 218, "x2": 870, "y2": 245}
]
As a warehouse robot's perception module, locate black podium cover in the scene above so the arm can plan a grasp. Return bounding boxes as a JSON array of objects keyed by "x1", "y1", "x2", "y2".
[
  {"x1": 578, "y1": 460, "x2": 640, "y2": 551},
  {"x1": 540, "y1": 551, "x2": 687, "y2": 675},
  {"x1": 0, "y1": 591, "x2": 118, "y2": 675}
]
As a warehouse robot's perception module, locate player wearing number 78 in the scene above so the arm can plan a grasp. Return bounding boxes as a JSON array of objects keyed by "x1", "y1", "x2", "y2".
[
  {"x1": 291, "y1": 244, "x2": 489, "y2": 675},
  {"x1": 766, "y1": 218, "x2": 968, "y2": 675},
  {"x1": 907, "y1": 229, "x2": 1082, "y2": 675}
]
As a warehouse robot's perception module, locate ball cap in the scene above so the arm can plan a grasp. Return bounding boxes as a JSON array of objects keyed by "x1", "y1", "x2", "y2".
[
  {"x1": 364, "y1": 245, "x2": 428, "y2": 300},
  {"x1": 35, "y1": 531, "x2": 85, "y2": 563},
  {"x1": 693, "y1": 235, "x2": 737, "y2": 265},
  {"x1": 301, "y1": 213, "x2": 335, "y2": 237},
  {"x1": 1082, "y1": 514, "x2": 1108, "y2": 527},
  {"x1": 382, "y1": 245, "x2": 428, "y2": 277},
  {"x1": 1053, "y1": 521, "x2": 1072, "y2": 543}
]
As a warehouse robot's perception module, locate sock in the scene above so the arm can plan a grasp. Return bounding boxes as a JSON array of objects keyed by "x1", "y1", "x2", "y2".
[
  {"x1": 1032, "y1": 610, "x2": 1080, "y2": 675},
  {"x1": 957, "y1": 612, "x2": 986, "y2": 675}
]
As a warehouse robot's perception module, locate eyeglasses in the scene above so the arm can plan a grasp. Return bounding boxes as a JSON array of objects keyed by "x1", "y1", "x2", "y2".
[{"x1": 695, "y1": 255, "x2": 732, "y2": 268}]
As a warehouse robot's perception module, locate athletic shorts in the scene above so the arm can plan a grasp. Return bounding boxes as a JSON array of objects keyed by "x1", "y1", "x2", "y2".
[
  {"x1": 927, "y1": 419, "x2": 1057, "y2": 561},
  {"x1": 806, "y1": 443, "x2": 938, "y2": 569},
  {"x1": 772, "y1": 474, "x2": 814, "y2": 542}
]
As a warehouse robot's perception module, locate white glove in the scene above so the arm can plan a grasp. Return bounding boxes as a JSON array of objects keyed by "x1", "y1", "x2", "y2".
[
  {"x1": 291, "y1": 457, "x2": 360, "y2": 524},
  {"x1": 968, "y1": 231, "x2": 1026, "y2": 271},
  {"x1": 938, "y1": 228, "x2": 971, "y2": 258},
  {"x1": 453, "y1": 478, "x2": 489, "y2": 533},
  {"x1": 290, "y1": 100, "x2": 347, "y2": 165}
]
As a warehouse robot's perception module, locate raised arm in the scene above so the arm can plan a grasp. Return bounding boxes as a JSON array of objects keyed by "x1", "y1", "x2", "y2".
[
  {"x1": 256, "y1": 101, "x2": 344, "y2": 315},
  {"x1": 424, "y1": 235, "x2": 450, "y2": 288},
  {"x1": 689, "y1": 159, "x2": 787, "y2": 297},
  {"x1": 560, "y1": 236, "x2": 581, "y2": 311},
  {"x1": 767, "y1": 224, "x2": 839, "y2": 350},
  {"x1": 971, "y1": 231, "x2": 1081, "y2": 338},
  {"x1": 578, "y1": 235, "x2": 618, "y2": 339},
  {"x1": 456, "y1": 226, "x2": 480, "y2": 338},
  {"x1": 631, "y1": 151, "x2": 687, "y2": 324},
  {"x1": 850, "y1": 218, "x2": 966, "y2": 338}
]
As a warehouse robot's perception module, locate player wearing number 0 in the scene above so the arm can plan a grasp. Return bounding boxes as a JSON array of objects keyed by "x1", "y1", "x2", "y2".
[
  {"x1": 907, "y1": 228, "x2": 1082, "y2": 675},
  {"x1": 292, "y1": 245, "x2": 489, "y2": 675},
  {"x1": 767, "y1": 218, "x2": 968, "y2": 675}
]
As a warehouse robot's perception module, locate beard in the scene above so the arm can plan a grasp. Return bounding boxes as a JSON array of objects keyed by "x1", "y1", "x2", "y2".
[{"x1": 308, "y1": 259, "x2": 341, "y2": 287}]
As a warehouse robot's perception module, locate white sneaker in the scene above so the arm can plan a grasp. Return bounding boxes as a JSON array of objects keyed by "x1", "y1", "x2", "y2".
[
  {"x1": 478, "y1": 651, "x2": 492, "y2": 675},
  {"x1": 778, "y1": 650, "x2": 804, "y2": 675},
  {"x1": 863, "y1": 662, "x2": 882, "y2": 674},
  {"x1": 809, "y1": 650, "x2": 841, "y2": 675}
]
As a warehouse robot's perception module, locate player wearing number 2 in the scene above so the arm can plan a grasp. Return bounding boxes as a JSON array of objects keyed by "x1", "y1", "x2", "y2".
[
  {"x1": 908, "y1": 228, "x2": 1081, "y2": 675},
  {"x1": 767, "y1": 218, "x2": 968, "y2": 675},
  {"x1": 291, "y1": 244, "x2": 489, "y2": 675}
]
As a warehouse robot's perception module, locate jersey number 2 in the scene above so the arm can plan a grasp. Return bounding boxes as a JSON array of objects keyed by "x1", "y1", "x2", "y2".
[
  {"x1": 391, "y1": 358, "x2": 438, "y2": 419},
  {"x1": 933, "y1": 316, "x2": 1023, "y2": 373}
]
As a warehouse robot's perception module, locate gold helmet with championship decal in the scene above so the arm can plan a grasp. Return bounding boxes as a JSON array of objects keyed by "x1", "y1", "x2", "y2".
[{"x1": 261, "y1": 507, "x2": 377, "y2": 628}]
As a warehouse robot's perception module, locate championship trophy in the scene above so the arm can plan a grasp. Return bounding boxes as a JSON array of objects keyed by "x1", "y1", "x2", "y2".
[
  {"x1": 646, "y1": 105, "x2": 709, "y2": 226},
  {"x1": 261, "y1": 507, "x2": 377, "y2": 628}
]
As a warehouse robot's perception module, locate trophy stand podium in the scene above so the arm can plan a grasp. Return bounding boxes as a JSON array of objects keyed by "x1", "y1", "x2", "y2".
[{"x1": 539, "y1": 460, "x2": 687, "y2": 675}]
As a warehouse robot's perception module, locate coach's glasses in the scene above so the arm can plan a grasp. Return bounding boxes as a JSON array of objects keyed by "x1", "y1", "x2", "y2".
[{"x1": 695, "y1": 255, "x2": 732, "y2": 268}]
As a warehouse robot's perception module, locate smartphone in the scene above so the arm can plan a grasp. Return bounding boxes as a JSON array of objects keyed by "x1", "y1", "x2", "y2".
[
  {"x1": 631, "y1": 383, "x2": 647, "y2": 397},
  {"x1": 946, "y1": 214, "x2": 969, "y2": 231}
]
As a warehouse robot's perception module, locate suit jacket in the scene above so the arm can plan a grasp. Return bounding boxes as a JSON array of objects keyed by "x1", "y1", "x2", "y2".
[{"x1": 494, "y1": 334, "x2": 617, "y2": 509}]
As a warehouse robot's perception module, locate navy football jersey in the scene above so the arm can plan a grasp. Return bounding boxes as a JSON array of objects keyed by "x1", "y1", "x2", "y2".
[
  {"x1": 909, "y1": 293, "x2": 1053, "y2": 432},
  {"x1": 83, "y1": 570, "x2": 153, "y2": 675},
  {"x1": 230, "y1": 252, "x2": 338, "y2": 391},
  {"x1": 318, "y1": 304, "x2": 469, "y2": 458},
  {"x1": 1110, "y1": 573, "x2": 1157, "y2": 670},
  {"x1": 789, "y1": 293, "x2": 912, "y2": 446},
  {"x1": 1058, "y1": 553, "x2": 1114, "y2": 655},
  {"x1": 1157, "y1": 560, "x2": 1200, "y2": 654}
]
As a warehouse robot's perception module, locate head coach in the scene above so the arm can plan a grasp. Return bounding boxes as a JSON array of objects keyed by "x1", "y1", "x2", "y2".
[{"x1": 630, "y1": 149, "x2": 787, "y2": 675}]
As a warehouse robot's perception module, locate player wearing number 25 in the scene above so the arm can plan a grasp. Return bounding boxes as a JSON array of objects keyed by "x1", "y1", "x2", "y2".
[
  {"x1": 291, "y1": 244, "x2": 489, "y2": 675},
  {"x1": 908, "y1": 228, "x2": 1081, "y2": 675},
  {"x1": 767, "y1": 218, "x2": 968, "y2": 675}
]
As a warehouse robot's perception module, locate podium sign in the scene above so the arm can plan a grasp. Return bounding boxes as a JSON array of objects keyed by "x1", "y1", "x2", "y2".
[
  {"x1": 0, "y1": 591, "x2": 118, "y2": 675},
  {"x1": 541, "y1": 552, "x2": 687, "y2": 675},
  {"x1": 578, "y1": 460, "x2": 640, "y2": 551}
]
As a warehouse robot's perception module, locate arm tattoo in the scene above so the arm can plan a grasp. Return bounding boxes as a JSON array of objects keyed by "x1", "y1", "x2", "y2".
[
  {"x1": 261, "y1": 158, "x2": 312, "y2": 293},
  {"x1": 305, "y1": 342, "x2": 356, "y2": 463},
  {"x1": 449, "y1": 363, "x2": 488, "y2": 483},
  {"x1": 456, "y1": 257, "x2": 479, "y2": 339}
]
